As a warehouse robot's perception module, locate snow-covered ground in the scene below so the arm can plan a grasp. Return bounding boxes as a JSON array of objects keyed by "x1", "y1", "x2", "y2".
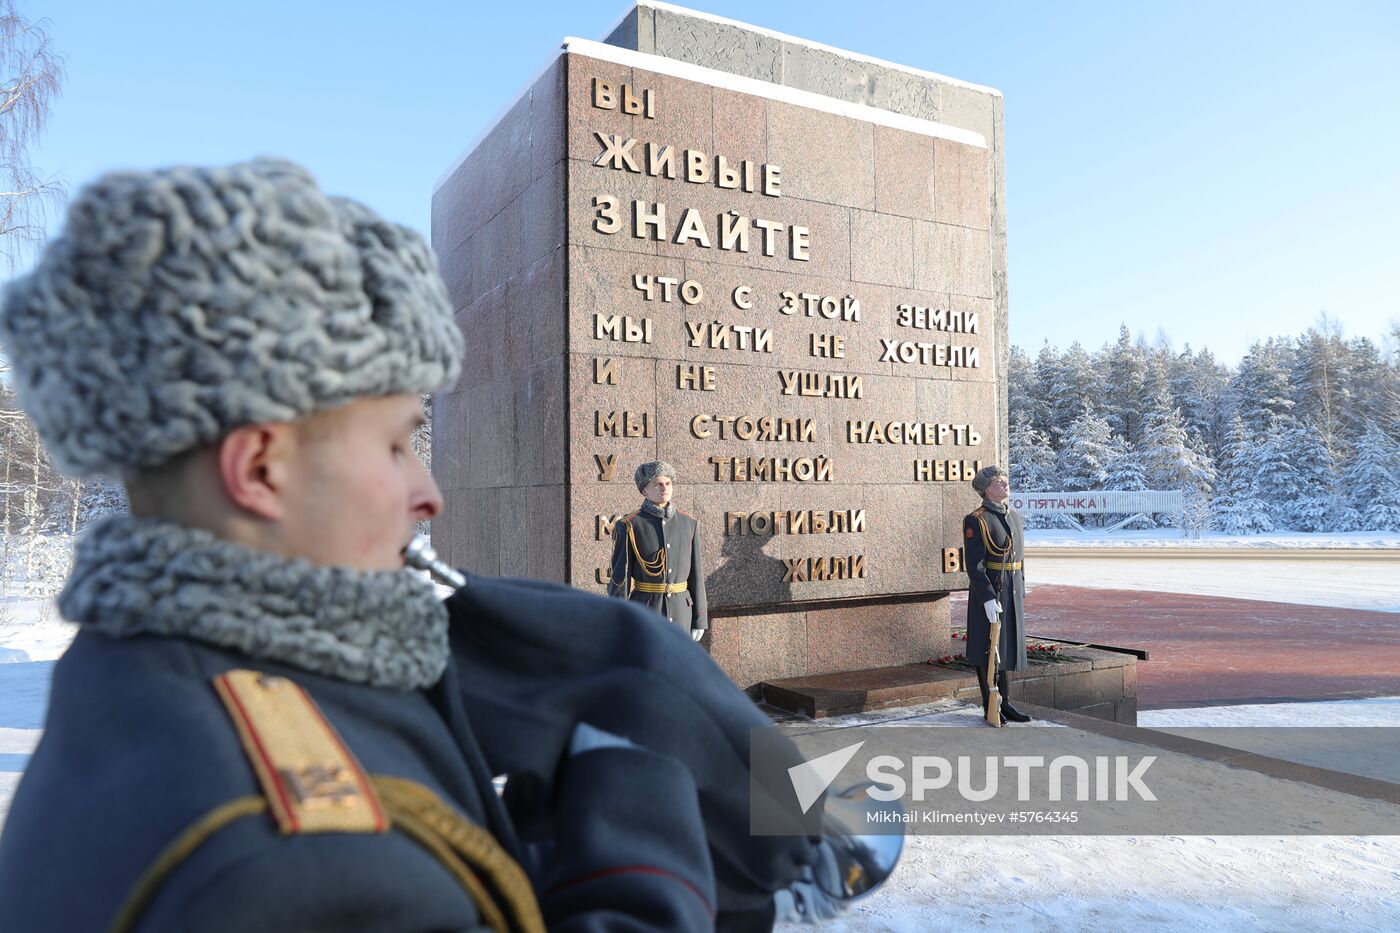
[
  {"x1": 1022, "y1": 530, "x2": 1400, "y2": 612},
  {"x1": 1024, "y1": 526, "x2": 1394, "y2": 549},
  {"x1": 0, "y1": 596, "x2": 78, "y2": 663},
  {"x1": 813, "y1": 831, "x2": 1400, "y2": 932},
  {"x1": 775, "y1": 697, "x2": 1400, "y2": 933},
  {"x1": 1026, "y1": 528, "x2": 1400, "y2": 549},
  {"x1": 1138, "y1": 696, "x2": 1400, "y2": 728},
  {"x1": 1028, "y1": 554, "x2": 1400, "y2": 613},
  {"x1": 6, "y1": 569, "x2": 1400, "y2": 930},
  {"x1": 785, "y1": 544, "x2": 1400, "y2": 931}
]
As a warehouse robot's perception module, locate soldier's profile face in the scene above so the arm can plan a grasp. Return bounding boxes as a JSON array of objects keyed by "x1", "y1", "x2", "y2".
[
  {"x1": 986, "y1": 475, "x2": 1010, "y2": 503},
  {"x1": 644, "y1": 475, "x2": 673, "y2": 506},
  {"x1": 275, "y1": 393, "x2": 443, "y2": 572}
]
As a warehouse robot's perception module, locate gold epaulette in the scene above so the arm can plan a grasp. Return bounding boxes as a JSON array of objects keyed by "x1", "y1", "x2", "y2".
[{"x1": 214, "y1": 669, "x2": 387, "y2": 834}]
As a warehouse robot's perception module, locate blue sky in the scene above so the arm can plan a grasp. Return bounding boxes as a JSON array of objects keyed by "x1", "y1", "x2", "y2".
[{"x1": 22, "y1": 0, "x2": 1400, "y2": 363}]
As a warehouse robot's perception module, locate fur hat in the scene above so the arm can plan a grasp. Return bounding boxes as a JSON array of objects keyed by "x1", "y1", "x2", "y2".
[
  {"x1": 0, "y1": 158, "x2": 464, "y2": 477},
  {"x1": 971, "y1": 465, "x2": 1008, "y2": 495},
  {"x1": 634, "y1": 460, "x2": 677, "y2": 493}
]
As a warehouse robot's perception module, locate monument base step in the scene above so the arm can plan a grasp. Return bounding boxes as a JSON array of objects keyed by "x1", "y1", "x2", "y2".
[{"x1": 760, "y1": 644, "x2": 1139, "y2": 724}]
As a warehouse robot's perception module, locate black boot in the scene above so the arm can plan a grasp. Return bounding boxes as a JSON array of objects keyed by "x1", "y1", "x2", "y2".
[
  {"x1": 998, "y1": 671, "x2": 1031, "y2": 723},
  {"x1": 975, "y1": 666, "x2": 990, "y2": 714}
]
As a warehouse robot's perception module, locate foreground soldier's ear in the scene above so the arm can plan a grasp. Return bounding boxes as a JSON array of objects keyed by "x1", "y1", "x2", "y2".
[{"x1": 218, "y1": 423, "x2": 296, "y2": 520}]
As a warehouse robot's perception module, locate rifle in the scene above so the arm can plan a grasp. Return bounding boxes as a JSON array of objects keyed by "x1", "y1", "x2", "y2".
[{"x1": 985, "y1": 606, "x2": 1003, "y2": 727}]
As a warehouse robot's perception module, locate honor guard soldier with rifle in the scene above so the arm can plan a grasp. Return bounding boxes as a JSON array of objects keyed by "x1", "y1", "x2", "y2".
[
  {"x1": 607, "y1": 460, "x2": 709, "y2": 643},
  {"x1": 963, "y1": 465, "x2": 1032, "y2": 725},
  {"x1": 0, "y1": 159, "x2": 901, "y2": 931}
]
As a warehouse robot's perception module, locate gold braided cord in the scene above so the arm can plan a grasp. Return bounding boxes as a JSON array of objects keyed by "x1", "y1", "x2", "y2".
[
  {"x1": 372, "y1": 776, "x2": 544, "y2": 933},
  {"x1": 110, "y1": 796, "x2": 269, "y2": 933},
  {"x1": 975, "y1": 513, "x2": 1013, "y2": 559},
  {"x1": 377, "y1": 799, "x2": 508, "y2": 932},
  {"x1": 626, "y1": 518, "x2": 667, "y2": 578},
  {"x1": 110, "y1": 779, "x2": 547, "y2": 933}
]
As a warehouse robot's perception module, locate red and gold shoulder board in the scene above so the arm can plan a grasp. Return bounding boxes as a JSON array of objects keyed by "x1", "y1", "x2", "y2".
[{"x1": 213, "y1": 670, "x2": 387, "y2": 835}]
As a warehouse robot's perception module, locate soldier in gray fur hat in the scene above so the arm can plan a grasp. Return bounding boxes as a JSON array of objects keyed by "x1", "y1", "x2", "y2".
[
  {"x1": 607, "y1": 460, "x2": 709, "y2": 642},
  {"x1": 963, "y1": 465, "x2": 1032, "y2": 724},
  {"x1": 0, "y1": 159, "x2": 724, "y2": 930}
]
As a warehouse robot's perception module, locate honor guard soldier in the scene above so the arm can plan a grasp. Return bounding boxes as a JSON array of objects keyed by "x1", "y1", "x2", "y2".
[
  {"x1": 964, "y1": 465, "x2": 1033, "y2": 724},
  {"x1": 0, "y1": 160, "x2": 726, "y2": 930},
  {"x1": 608, "y1": 460, "x2": 709, "y2": 642}
]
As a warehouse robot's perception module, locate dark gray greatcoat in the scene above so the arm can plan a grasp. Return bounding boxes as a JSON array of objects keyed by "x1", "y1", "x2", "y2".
[
  {"x1": 607, "y1": 504, "x2": 708, "y2": 634},
  {"x1": 0, "y1": 586, "x2": 723, "y2": 931},
  {"x1": 963, "y1": 499, "x2": 1028, "y2": 672}
]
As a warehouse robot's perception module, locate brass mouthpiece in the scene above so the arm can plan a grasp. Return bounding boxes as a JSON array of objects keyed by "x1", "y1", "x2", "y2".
[{"x1": 403, "y1": 535, "x2": 467, "y2": 590}]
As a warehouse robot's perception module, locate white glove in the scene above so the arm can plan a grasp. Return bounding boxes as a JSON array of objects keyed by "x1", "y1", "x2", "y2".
[
  {"x1": 691, "y1": 629, "x2": 705, "y2": 642},
  {"x1": 984, "y1": 599, "x2": 1002, "y2": 621}
]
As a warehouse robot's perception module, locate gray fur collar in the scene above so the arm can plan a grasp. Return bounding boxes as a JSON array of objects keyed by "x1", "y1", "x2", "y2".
[
  {"x1": 59, "y1": 516, "x2": 449, "y2": 690},
  {"x1": 640, "y1": 500, "x2": 676, "y2": 520}
]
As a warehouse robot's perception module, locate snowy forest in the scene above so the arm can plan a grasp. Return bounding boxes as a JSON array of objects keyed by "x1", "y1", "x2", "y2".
[
  {"x1": 1009, "y1": 320, "x2": 1400, "y2": 534},
  {"x1": 0, "y1": 358, "x2": 124, "y2": 596}
]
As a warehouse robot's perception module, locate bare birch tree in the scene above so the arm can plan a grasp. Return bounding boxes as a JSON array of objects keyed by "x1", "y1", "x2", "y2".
[
  {"x1": 0, "y1": 4, "x2": 65, "y2": 594},
  {"x1": 0, "y1": 0, "x2": 63, "y2": 272}
]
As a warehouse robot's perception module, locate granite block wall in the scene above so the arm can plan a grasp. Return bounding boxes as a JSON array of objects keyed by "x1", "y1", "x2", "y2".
[{"x1": 432, "y1": 6, "x2": 1007, "y2": 688}]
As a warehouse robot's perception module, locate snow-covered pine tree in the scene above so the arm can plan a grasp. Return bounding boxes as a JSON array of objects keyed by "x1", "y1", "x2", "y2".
[
  {"x1": 1057, "y1": 406, "x2": 1116, "y2": 492},
  {"x1": 1342, "y1": 336, "x2": 1400, "y2": 447},
  {"x1": 1008, "y1": 411, "x2": 1064, "y2": 528},
  {"x1": 1140, "y1": 388, "x2": 1215, "y2": 531},
  {"x1": 1102, "y1": 440, "x2": 1148, "y2": 491},
  {"x1": 1008, "y1": 411, "x2": 1058, "y2": 492},
  {"x1": 1231, "y1": 338, "x2": 1296, "y2": 435},
  {"x1": 1284, "y1": 421, "x2": 1355, "y2": 532},
  {"x1": 1034, "y1": 342, "x2": 1063, "y2": 432},
  {"x1": 1045, "y1": 342, "x2": 1105, "y2": 444},
  {"x1": 1103, "y1": 325, "x2": 1148, "y2": 445},
  {"x1": 1342, "y1": 424, "x2": 1400, "y2": 532},
  {"x1": 1212, "y1": 416, "x2": 1274, "y2": 534},
  {"x1": 1170, "y1": 344, "x2": 1230, "y2": 458},
  {"x1": 1253, "y1": 420, "x2": 1303, "y2": 529},
  {"x1": 1292, "y1": 319, "x2": 1353, "y2": 466},
  {"x1": 1100, "y1": 437, "x2": 1154, "y2": 530},
  {"x1": 1143, "y1": 337, "x2": 1174, "y2": 418},
  {"x1": 1008, "y1": 345, "x2": 1049, "y2": 438}
]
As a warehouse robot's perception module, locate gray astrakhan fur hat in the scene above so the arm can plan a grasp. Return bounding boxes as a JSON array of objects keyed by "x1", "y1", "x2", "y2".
[
  {"x1": 971, "y1": 464, "x2": 1008, "y2": 495},
  {"x1": 634, "y1": 460, "x2": 677, "y2": 493},
  {"x1": 0, "y1": 158, "x2": 464, "y2": 477}
]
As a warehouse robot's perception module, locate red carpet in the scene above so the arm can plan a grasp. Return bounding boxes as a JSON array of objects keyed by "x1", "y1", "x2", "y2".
[{"x1": 953, "y1": 585, "x2": 1400, "y2": 708}]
